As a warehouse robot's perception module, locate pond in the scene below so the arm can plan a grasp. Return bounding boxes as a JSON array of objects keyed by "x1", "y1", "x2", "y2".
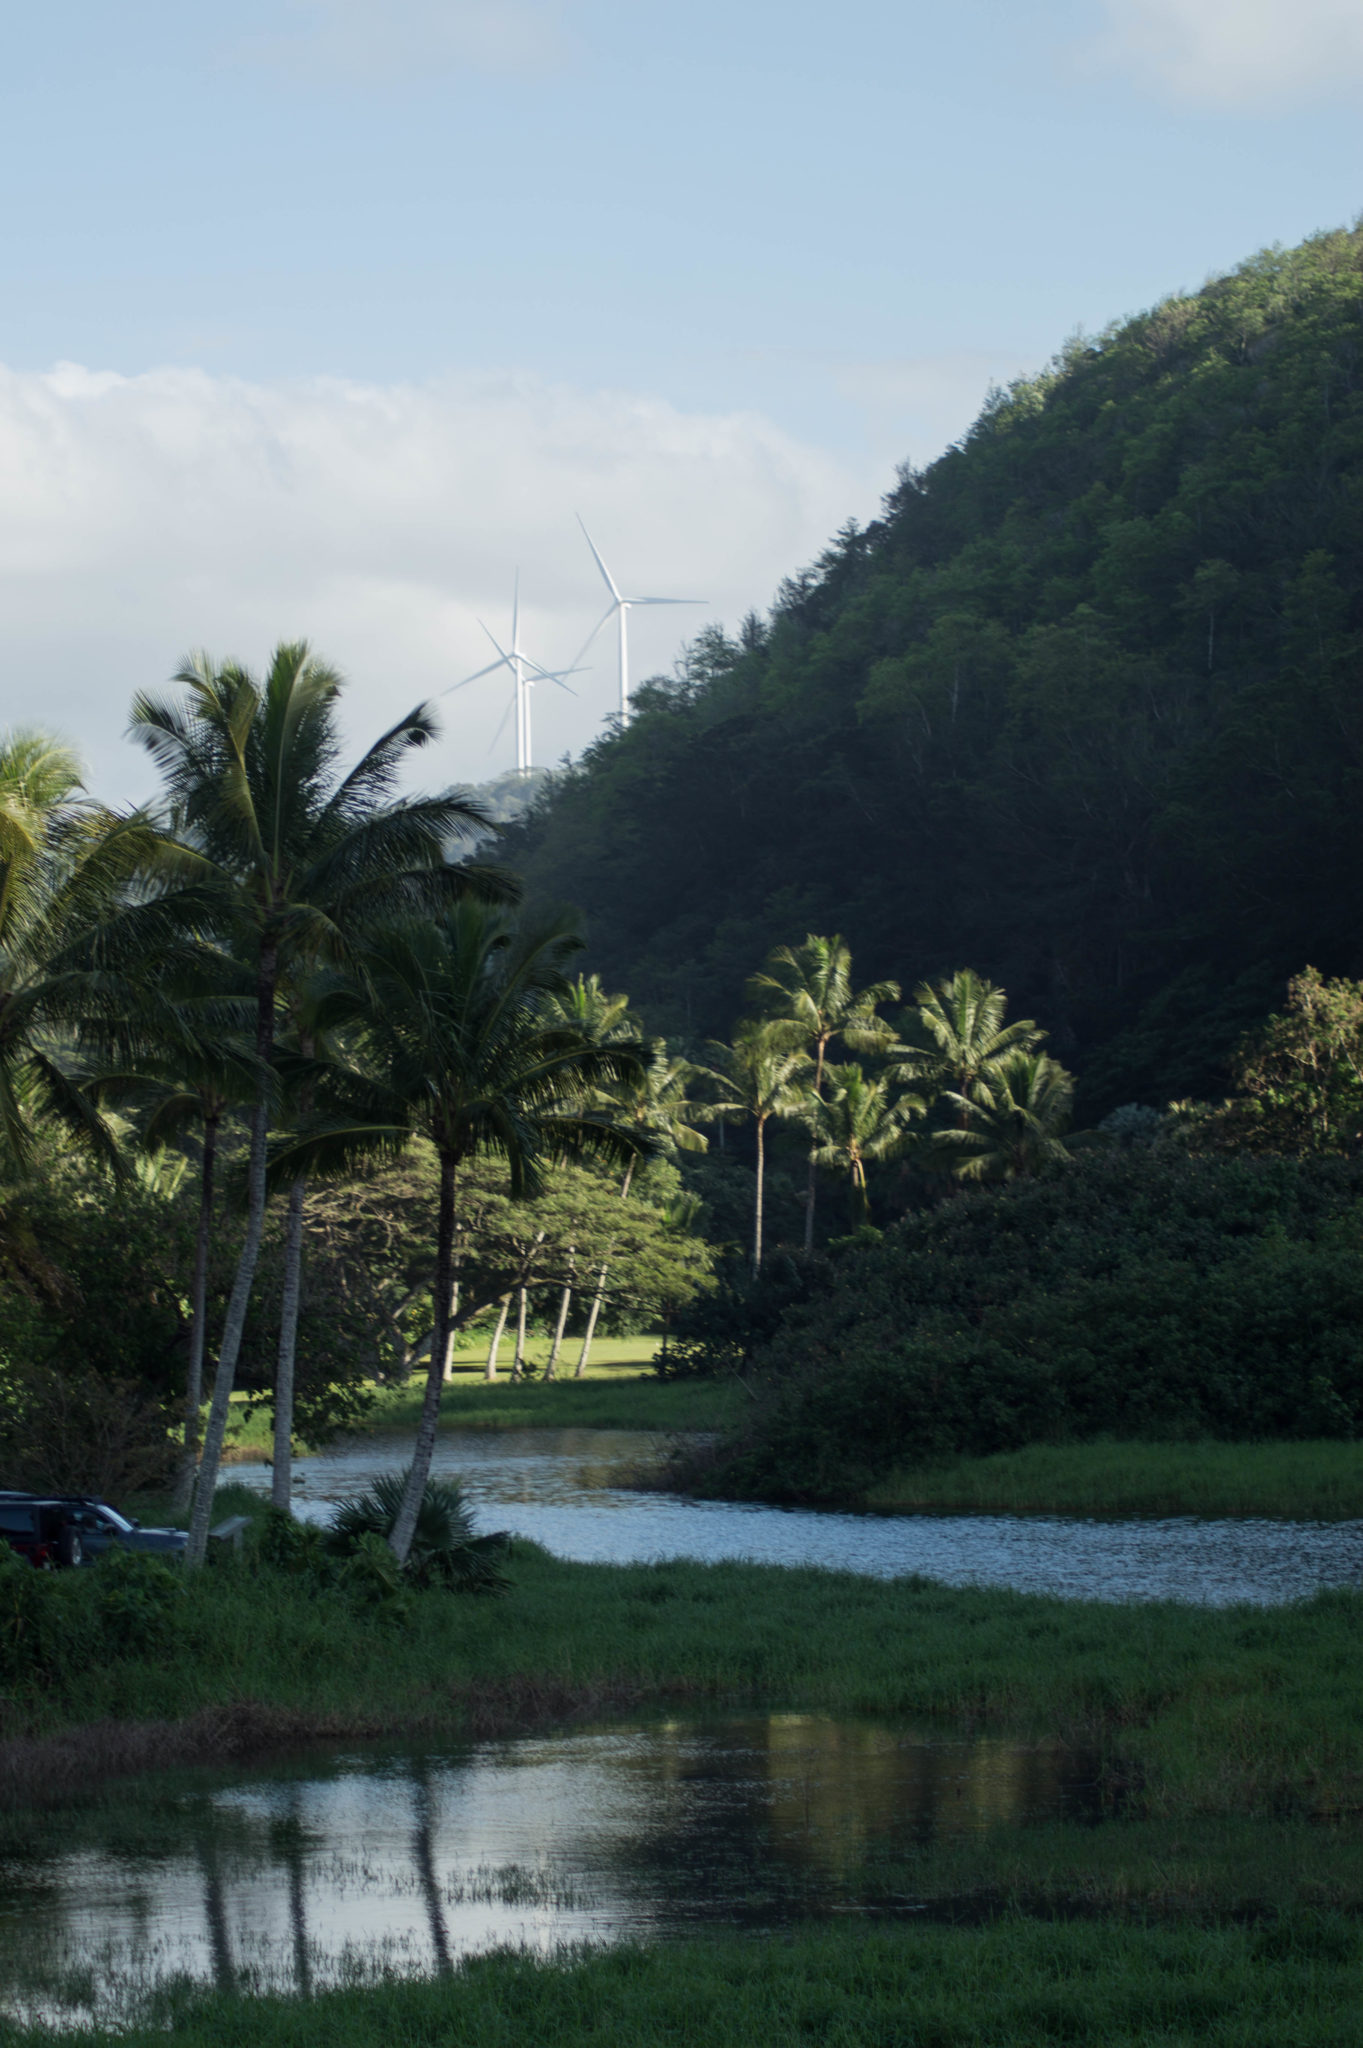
[
  {"x1": 0, "y1": 1716, "x2": 1104, "y2": 2028},
  {"x1": 231, "y1": 1428, "x2": 1363, "y2": 1606}
]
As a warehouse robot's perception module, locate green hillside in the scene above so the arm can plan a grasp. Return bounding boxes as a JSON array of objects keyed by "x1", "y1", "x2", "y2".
[{"x1": 508, "y1": 224, "x2": 1363, "y2": 1111}]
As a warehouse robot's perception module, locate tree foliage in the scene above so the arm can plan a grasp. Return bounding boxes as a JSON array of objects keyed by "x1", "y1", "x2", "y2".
[{"x1": 505, "y1": 226, "x2": 1363, "y2": 1112}]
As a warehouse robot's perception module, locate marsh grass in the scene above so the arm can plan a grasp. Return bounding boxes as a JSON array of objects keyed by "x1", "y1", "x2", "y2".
[
  {"x1": 11, "y1": 1919, "x2": 1363, "y2": 2048},
  {"x1": 10, "y1": 1487, "x2": 1363, "y2": 1827},
  {"x1": 863, "y1": 1441, "x2": 1363, "y2": 1522}
]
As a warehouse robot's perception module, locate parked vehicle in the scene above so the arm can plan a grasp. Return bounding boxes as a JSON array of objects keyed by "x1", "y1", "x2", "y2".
[{"x1": 0, "y1": 1492, "x2": 187, "y2": 1568}]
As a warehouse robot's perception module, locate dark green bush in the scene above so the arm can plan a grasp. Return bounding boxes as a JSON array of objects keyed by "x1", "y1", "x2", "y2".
[{"x1": 705, "y1": 1153, "x2": 1363, "y2": 1498}]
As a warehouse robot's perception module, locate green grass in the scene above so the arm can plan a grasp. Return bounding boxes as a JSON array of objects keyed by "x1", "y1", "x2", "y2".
[
  {"x1": 17, "y1": 1483, "x2": 1363, "y2": 1830},
  {"x1": 222, "y1": 1341, "x2": 739, "y2": 1458},
  {"x1": 14, "y1": 1919, "x2": 1363, "y2": 2048},
  {"x1": 863, "y1": 1440, "x2": 1363, "y2": 1522}
]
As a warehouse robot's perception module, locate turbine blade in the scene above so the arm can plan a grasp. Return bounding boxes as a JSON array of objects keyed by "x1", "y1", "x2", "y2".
[
  {"x1": 629, "y1": 596, "x2": 707, "y2": 607},
  {"x1": 577, "y1": 515, "x2": 622, "y2": 601},
  {"x1": 488, "y1": 692, "x2": 515, "y2": 758},
  {"x1": 567, "y1": 601, "x2": 618, "y2": 677},
  {"x1": 480, "y1": 619, "x2": 513, "y2": 662},
  {"x1": 439, "y1": 652, "x2": 510, "y2": 695}
]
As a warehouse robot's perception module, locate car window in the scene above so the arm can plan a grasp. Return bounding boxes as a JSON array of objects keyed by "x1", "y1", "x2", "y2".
[
  {"x1": 91, "y1": 1504, "x2": 134, "y2": 1533},
  {"x1": 0, "y1": 1507, "x2": 37, "y2": 1535}
]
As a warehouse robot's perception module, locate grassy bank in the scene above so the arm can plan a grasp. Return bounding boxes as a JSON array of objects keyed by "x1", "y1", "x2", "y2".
[
  {"x1": 223, "y1": 1341, "x2": 739, "y2": 1458},
  {"x1": 862, "y1": 1440, "x2": 1363, "y2": 1522},
  {"x1": 13, "y1": 1918, "x2": 1363, "y2": 2048},
  {"x1": 10, "y1": 1484, "x2": 1363, "y2": 1828}
]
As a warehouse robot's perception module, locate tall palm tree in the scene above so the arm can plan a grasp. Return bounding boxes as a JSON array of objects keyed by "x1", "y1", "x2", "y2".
[
  {"x1": 273, "y1": 901, "x2": 645, "y2": 1564},
  {"x1": 932, "y1": 1048, "x2": 1075, "y2": 1180},
  {"x1": 746, "y1": 934, "x2": 898, "y2": 1249},
  {"x1": 806, "y1": 1063, "x2": 924, "y2": 1222},
  {"x1": 131, "y1": 643, "x2": 497, "y2": 1564},
  {"x1": 894, "y1": 968, "x2": 1043, "y2": 1122},
  {"x1": 88, "y1": 989, "x2": 260, "y2": 1513},
  {"x1": 701, "y1": 1020, "x2": 812, "y2": 1274}
]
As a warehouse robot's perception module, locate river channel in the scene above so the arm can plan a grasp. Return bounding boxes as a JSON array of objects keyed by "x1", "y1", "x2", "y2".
[{"x1": 230, "y1": 1426, "x2": 1363, "y2": 1606}]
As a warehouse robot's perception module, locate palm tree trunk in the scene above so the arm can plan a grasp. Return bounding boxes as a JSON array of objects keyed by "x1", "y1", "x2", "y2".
[
  {"x1": 803, "y1": 1041, "x2": 826, "y2": 1254},
  {"x1": 484, "y1": 1295, "x2": 510, "y2": 1381},
  {"x1": 754, "y1": 1113, "x2": 767, "y2": 1275},
  {"x1": 186, "y1": 948, "x2": 277, "y2": 1569},
  {"x1": 171, "y1": 1111, "x2": 217, "y2": 1516},
  {"x1": 512, "y1": 1285, "x2": 529, "y2": 1380},
  {"x1": 574, "y1": 1158, "x2": 634, "y2": 1375},
  {"x1": 390, "y1": 1150, "x2": 457, "y2": 1565},
  {"x1": 442, "y1": 1271, "x2": 461, "y2": 1381},
  {"x1": 544, "y1": 1273, "x2": 572, "y2": 1380},
  {"x1": 270, "y1": 1173, "x2": 307, "y2": 1512}
]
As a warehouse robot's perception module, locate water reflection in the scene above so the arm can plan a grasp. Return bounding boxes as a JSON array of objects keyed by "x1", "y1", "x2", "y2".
[
  {"x1": 0, "y1": 1717, "x2": 1099, "y2": 2026},
  {"x1": 230, "y1": 1428, "x2": 1363, "y2": 1605}
]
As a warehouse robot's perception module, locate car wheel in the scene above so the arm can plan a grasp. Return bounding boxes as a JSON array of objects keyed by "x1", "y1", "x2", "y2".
[{"x1": 56, "y1": 1526, "x2": 83, "y2": 1569}]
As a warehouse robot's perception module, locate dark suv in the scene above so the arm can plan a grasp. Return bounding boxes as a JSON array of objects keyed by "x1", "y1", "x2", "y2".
[{"x1": 0, "y1": 1492, "x2": 188, "y2": 1568}]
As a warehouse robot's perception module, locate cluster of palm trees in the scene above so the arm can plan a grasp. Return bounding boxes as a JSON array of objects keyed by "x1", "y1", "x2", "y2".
[
  {"x1": 0, "y1": 646, "x2": 654, "y2": 1570},
  {"x1": 700, "y1": 936, "x2": 1075, "y2": 1272}
]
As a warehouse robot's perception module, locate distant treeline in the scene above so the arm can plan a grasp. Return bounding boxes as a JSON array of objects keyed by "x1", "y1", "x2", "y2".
[{"x1": 507, "y1": 223, "x2": 1363, "y2": 1113}]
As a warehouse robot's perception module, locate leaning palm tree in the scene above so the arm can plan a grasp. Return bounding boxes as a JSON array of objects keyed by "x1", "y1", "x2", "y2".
[
  {"x1": 806, "y1": 1063, "x2": 924, "y2": 1223},
  {"x1": 746, "y1": 935, "x2": 898, "y2": 1249},
  {"x1": 131, "y1": 644, "x2": 498, "y2": 1564},
  {"x1": 893, "y1": 968, "x2": 1043, "y2": 1122},
  {"x1": 700, "y1": 1020, "x2": 812, "y2": 1274},
  {"x1": 272, "y1": 901, "x2": 646, "y2": 1565},
  {"x1": 0, "y1": 730, "x2": 183, "y2": 1180},
  {"x1": 932, "y1": 1048, "x2": 1075, "y2": 1180}
]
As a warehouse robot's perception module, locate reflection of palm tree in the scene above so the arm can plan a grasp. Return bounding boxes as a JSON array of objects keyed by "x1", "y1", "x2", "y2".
[
  {"x1": 410, "y1": 1764, "x2": 451, "y2": 1977},
  {"x1": 196, "y1": 1836, "x2": 235, "y2": 1993},
  {"x1": 281, "y1": 1788, "x2": 312, "y2": 1997}
]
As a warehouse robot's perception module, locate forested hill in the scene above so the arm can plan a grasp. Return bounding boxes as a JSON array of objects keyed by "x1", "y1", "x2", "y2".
[{"x1": 505, "y1": 225, "x2": 1363, "y2": 1112}]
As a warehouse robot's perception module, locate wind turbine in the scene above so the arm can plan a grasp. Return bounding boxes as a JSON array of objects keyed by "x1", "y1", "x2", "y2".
[
  {"x1": 442, "y1": 572, "x2": 580, "y2": 777},
  {"x1": 572, "y1": 517, "x2": 706, "y2": 728}
]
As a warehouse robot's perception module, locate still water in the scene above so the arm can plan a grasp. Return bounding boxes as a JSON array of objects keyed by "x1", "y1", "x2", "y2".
[
  {"x1": 232, "y1": 1428, "x2": 1363, "y2": 1606},
  {"x1": 0, "y1": 1717, "x2": 1102, "y2": 2027}
]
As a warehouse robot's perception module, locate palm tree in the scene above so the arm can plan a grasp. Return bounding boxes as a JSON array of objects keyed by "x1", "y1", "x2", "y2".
[
  {"x1": 932, "y1": 1048, "x2": 1075, "y2": 1180},
  {"x1": 746, "y1": 934, "x2": 898, "y2": 1249},
  {"x1": 893, "y1": 968, "x2": 1043, "y2": 1122},
  {"x1": 806, "y1": 1063, "x2": 924, "y2": 1222},
  {"x1": 88, "y1": 989, "x2": 260, "y2": 1513},
  {"x1": 0, "y1": 730, "x2": 178, "y2": 1181},
  {"x1": 131, "y1": 643, "x2": 496, "y2": 1564},
  {"x1": 700, "y1": 1020, "x2": 812, "y2": 1274},
  {"x1": 572, "y1": 1042, "x2": 708, "y2": 1375},
  {"x1": 272, "y1": 901, "x2": 645, "y2": 1564}
]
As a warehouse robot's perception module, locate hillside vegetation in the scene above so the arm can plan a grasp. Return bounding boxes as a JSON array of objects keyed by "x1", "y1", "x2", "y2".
[{"x1": 509, "y1": 225, "x2": 1363, "y2": 1110}]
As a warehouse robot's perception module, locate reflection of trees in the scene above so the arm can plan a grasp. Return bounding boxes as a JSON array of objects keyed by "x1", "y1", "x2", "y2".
[
  {"x1": 552, "y1": 1717, "x2": 1096, "y2": 1917},
  {"x1": 411, "y1": 1763, "x2": 451, "y2": 1976},
  {"x1": 269, "y1": 1791, "x2": 312, "y2": 1997}
]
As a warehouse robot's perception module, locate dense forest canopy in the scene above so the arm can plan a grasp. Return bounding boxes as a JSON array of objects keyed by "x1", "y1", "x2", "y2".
[{"x1": 507, "y1": 224, "x2": 1363, "y2": 1112}]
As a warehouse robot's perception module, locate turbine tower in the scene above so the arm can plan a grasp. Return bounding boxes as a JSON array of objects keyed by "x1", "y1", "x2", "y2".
[
  {"x1": 442, "y1": 573, "x2": 579, "y2": 777},
  {"x1": 572, "y1": 517, "x2": 705, "y2": 728}
]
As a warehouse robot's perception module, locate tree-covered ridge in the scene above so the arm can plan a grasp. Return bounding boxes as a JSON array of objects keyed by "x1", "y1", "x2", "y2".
[{"x1": 508, "y1": 223, "x2": 1363, "y2": 1110}]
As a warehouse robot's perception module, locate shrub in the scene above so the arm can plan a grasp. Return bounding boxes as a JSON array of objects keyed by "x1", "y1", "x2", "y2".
[{"x1": 704, "y1": 1152, "x2": 1363, "y2": 1498}]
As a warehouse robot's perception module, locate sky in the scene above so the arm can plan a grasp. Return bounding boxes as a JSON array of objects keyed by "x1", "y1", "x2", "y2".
[{"x1": 2, "y1": 0, "x2": 1363, "y2": 803}]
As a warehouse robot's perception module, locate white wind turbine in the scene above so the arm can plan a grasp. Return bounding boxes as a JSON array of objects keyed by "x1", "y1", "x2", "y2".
[
  {"x1": 572, "y1": 517, "x2": 706, "y2": 728},
  {"x1": 442, "y1": 572, "x2": 581, "y2": 777}
]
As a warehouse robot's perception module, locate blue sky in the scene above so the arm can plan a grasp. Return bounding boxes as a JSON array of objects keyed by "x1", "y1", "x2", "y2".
[{"x1": 3, "y1": 0, "x2": 1362, "y2": 798}]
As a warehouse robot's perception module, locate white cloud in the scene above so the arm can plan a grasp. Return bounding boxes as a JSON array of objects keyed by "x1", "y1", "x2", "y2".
[
  {"x1": 834, "y1": 350, "x2": 1041, "y2": 466},
  {"x1": 243, "y1": 0, "x2": 567, "y2": 79},
  {"x1": 1093, "y1": 0, "x2": 1363, "y2": 106},
  {"x1": 0, "y1": 362, "x2": 868, "y2": 806}
]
